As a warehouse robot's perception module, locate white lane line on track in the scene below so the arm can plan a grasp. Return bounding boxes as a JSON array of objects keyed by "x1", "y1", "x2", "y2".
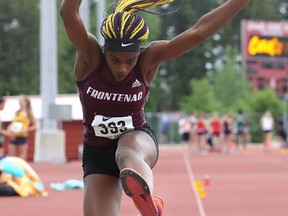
[{"x1": 183, "y1": 151, "x2": 206, "y2": 216}]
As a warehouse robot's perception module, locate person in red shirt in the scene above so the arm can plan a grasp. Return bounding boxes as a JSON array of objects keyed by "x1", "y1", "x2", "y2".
[
  {"x1": 210, "y1": 112, "x2": 222, "y2": 152},
  {"x1": 196, "y1": 113, "x2": 209, "y2": 153}
]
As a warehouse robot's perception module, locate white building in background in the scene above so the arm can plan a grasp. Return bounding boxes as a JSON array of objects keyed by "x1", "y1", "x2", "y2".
[{"x1": 1, "y1": 94, "x2": 83, "y2": 122}]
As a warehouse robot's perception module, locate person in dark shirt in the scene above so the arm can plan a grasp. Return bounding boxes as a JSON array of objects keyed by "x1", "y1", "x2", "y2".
[
  {"x1": 60, "y1": 0, "x2": 250, "y2": 215},
  {"x1": 275, "y1": 115, "x2": 287, "y2": 148},
  {"x1": 235, "y1": 109, "x2": 250, "y2": 151}
]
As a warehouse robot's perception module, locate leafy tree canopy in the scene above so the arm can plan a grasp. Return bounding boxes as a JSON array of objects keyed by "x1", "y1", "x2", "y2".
[{"x1": 0, "y1": 0, "x2": 287, "y2": 115}]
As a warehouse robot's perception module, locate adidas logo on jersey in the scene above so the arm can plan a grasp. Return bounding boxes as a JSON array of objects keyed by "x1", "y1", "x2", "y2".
[{"x1": 132, "y1": 79, "x2": 141, "y2": 88}]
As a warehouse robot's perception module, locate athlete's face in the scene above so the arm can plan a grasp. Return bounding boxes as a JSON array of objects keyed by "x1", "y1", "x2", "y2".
[{"x1": 105, "y1": 51, "x2": 140, "y2": 82}]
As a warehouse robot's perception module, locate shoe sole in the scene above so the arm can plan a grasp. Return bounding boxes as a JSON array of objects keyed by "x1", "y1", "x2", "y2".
[{"x1": 120, "y1": 169, "x2": 158, "y2": 216}]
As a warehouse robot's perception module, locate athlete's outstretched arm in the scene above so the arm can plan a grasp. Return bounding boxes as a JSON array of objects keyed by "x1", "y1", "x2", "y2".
[
  {"x1": 60, "y1": 0, "x2": 102, "y2": 80},
  {"x1": 149, "y1": 0, "x2": 250, "y2": 63},
  {"x1": 60, "y1": 0, "x2": 90, "y2": 52}
]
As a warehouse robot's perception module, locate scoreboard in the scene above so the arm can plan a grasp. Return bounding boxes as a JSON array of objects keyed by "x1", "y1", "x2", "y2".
[{"x1": 241, "y1": 20, "x2": 288, "y2": 96}]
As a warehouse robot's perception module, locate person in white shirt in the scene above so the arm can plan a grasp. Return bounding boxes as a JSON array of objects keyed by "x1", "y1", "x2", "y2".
[{"x1": 260, "y1": 111, "x2": 274, "y2": 151}]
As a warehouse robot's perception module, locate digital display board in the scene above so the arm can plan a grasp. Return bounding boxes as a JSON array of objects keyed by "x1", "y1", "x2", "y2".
[
  {"x1": 248, "y1": 35, "x2": 288, "y2": 57},
  {"x1": 241, "y1": 20, "x2": 288, "y2": 96}
]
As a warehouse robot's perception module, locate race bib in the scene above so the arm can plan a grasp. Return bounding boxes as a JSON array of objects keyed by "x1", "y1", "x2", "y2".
[{"x1": 91, "y1": 115, "x2": 134, "y2": 139}]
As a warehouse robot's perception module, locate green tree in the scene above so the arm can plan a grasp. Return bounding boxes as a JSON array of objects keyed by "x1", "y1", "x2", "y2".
[
  {"x1": 249, "y1": 88, "x2": 284, "y2": 116},
  {"x1": 154, "y1": 0, "x2": 287, "y2": 111},
  {"x1": 180, "y1": 45, "x2": 253, "y2": 114},
  {"x1": 180, "y1": 78, "x2": 222, "y2": 113},
  {"x1": 244, "y1": 88, "x2": 283, "y2": 142},
  {"x1": 156, "y1": 0, "x2": 215, "y2": 110},
  {"x1": 57, "y1": 0, "x2": 78, "y2": 94},
  {"x1": 209, "y1": 46, "x2": 252, "y2": 112},
  {"x1": 0, "y1": 0, "x2": 40, "y2": 95},
  {"x1": 246, "y1": 0, "x2": 286, "y2": 21}
]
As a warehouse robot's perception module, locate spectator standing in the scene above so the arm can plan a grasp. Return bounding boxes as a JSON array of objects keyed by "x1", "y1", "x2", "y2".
[
  {"x1": 178, "y1": 115, "x2": 191, "y2": 144},
  {"x1": 189, "y1": 111, "x2": 198, "y2": 151},
  {"x1": 222, "y1": 113, "x2": 234, "y2": 153},
  {"x1": 235, "y1": 109, "x2": 250, "y2": 151},
  {"x1": 275, "y1": 114, "x2": 287, "y2": 148},
  {"x1": 7, "y1": 95, "x2": 37, "y2": 160},
  {"x1": 159, "y1": 112, "x2": 170, "y2": 144},
  {"x1": 210, "y1": 112, "x2": 222, "y2": 152},
  {"x1": 195, "y1": 113, "x2": 210, "y2": 153},
  {"x1": 260, "y1": 111, "x2": 274, "y2": 152}
]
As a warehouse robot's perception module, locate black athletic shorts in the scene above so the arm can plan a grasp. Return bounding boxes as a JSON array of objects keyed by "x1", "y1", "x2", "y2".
[
  {"x1": 10, "y1": 137, "x2": 27, "y2": 145},
  {"x1": 82, "y1": 123, "x2": 158, "y2": 179}
]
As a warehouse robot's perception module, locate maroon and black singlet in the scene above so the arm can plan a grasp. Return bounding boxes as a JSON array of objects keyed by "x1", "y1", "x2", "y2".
[{"x1": 77, "y1": 56, "x2": 150, "y2": 147}]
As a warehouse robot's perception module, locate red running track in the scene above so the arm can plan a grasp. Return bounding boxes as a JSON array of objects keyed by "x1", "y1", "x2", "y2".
[{"x1": 1, "y1": 145, "x2": 288, "y2": 216}]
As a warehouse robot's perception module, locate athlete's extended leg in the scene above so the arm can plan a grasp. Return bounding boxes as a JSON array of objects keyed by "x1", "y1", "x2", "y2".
[
  {"x1": 116, "y1": 130, "x2": 161, "y2": 215},
  {"x1": 83, "y1": 174, "x2": 122, "y2": 216},
  {"x1": 116, "y1": 130, "x2": 158, "y2": 193}
]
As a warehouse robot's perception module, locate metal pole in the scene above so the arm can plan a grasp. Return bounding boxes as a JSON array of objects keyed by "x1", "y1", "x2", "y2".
[
  {"x1": 95, "y1": 0, "x2": 105, "y2": 45},
  {"x1": 79, "y1": 0, "x2": 90, "y2": 31},
  {"x1": 35, "y1": 0, "x2": 67, "y2": 163},
  {"x1": 40, "y1": 0, "x2": 58, "y2": 130}
]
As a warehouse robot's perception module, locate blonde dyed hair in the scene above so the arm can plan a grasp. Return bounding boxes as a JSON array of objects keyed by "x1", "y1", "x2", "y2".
[{"x1": 101, "y1": 0, "x2": 174, "y2": 42}]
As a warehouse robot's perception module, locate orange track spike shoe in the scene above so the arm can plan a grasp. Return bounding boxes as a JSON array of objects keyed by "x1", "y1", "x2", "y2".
[{"x1": 120, "y1": 168, "x2": 164, "y2": 216}]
